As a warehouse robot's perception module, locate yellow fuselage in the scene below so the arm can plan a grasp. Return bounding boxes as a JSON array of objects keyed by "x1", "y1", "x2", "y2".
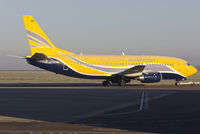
[{"x1": 48, "y1": 54, "x2": 197, "y2": 78}]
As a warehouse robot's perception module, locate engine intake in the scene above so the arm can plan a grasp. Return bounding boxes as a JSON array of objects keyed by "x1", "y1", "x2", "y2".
[{"x1": 139, "y1": 72, "x2": 162, "y2": 83}]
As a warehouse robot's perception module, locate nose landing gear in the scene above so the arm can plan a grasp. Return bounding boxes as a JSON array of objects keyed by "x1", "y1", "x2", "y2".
[
  {"x1": 175, "y1": 81, "x2": 180, "y2": 86},
  {"x1": 175, "y1": 78, "x2": 187, "y2": 86}
]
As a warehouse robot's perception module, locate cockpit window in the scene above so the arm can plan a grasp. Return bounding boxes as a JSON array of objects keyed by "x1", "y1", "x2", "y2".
[{"x1": 186, "y1": 63, "x2": 191, "y2": 66}]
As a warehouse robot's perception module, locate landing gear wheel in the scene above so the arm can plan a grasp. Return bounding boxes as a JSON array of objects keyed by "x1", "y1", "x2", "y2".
[
  {"x1": 102, "y1": 81, "x2": 111, "y2": 86},
  {"x1": 175, "y1": 81, "x2": 180, "y2": 86},
  {"x1": 118, "y1": 80, "x2": 126, "y2": 86}
]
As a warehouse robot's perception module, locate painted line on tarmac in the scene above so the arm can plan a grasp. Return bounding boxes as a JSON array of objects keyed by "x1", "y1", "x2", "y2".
[
  {"x1": 101, "y1": 91, "x2": 149, "y2": 116},
  {"x1": 0, "y1": 85, "x2": 198, "y2": 91},
  {"x1": 69, "y1": 91, "x2": 177, "y2": 123},
  {"x1": 102, "y1": 91, "x2": 146, "y2": 116}
]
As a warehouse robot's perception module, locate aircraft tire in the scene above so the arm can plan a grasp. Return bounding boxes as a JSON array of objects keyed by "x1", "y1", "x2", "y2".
[
  {"x1": 118, "y1": 80, "x2": 126, "y2": 86},
  {"x1": 175, "y1": 82, "x2": 180, "y2": 86},
  {"x1": 102, "y1": 81, "x2": 111, "y2": 86}
]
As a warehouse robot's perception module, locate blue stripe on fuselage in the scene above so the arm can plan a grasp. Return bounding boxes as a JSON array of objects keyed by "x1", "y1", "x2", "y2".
[{"x1": 27, "y1": 58, "x2": 107, "y2": 79}]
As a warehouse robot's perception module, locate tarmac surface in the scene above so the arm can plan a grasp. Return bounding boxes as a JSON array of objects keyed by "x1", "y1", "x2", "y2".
[{"x1": 0, "y1": 84, "x2": 200, "y2": 133}]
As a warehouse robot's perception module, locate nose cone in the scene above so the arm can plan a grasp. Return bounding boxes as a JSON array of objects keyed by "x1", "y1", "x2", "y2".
[{"x1": 189, "y1": 65, "x2": 198, "y2": 76}]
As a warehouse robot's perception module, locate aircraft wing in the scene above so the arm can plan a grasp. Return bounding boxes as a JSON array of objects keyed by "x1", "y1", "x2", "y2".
[{"x1": 113, "y1": 65, "x2": 145, "y2": 77}]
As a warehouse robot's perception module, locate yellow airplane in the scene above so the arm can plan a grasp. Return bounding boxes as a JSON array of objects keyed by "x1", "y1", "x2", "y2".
[{"x1": 23, "y1": 15, "x2": 198, "y2": 86}]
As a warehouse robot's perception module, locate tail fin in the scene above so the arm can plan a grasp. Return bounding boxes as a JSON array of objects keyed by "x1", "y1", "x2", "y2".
[{"x1": 23, "y1": 15, "x2": 74, "y2": 56}]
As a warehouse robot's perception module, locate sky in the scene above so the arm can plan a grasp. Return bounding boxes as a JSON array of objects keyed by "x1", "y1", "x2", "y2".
[{"x1": 0, "y1": 0, "x2": 200, "y2": 69}]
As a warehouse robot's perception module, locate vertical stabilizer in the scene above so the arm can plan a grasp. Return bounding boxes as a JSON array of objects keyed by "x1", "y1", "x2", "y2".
[{"x1": 23, "y1": 15, "x2": 74, "y2": 56}]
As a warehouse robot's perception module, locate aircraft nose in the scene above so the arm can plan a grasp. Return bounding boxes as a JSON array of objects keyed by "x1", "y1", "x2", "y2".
[{"x1": 191, "y1": 65, "x2": 198, "y2": 76}]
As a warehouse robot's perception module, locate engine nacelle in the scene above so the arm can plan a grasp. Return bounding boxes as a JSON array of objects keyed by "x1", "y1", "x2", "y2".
[{"x1": 138, "y1": 72, "x2": 162, "y2": 83}]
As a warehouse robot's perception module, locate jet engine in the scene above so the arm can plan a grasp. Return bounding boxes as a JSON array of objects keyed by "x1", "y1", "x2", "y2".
[{"x1": 138, "y1": 72, "x2": 162, "y2": 83}]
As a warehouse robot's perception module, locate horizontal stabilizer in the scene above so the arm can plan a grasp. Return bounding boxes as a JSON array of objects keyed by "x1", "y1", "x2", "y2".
[
  {"x1": 6, "y1": 54, "x2": 26, "y2": 59},
  {"x1": 30, "y1": 53, "x2": 48, "y2": 61}
]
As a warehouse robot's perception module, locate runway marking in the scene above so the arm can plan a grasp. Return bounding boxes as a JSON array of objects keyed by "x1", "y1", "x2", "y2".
[
  {"x1": 102, "y1": 91, "x2": 146, "y2": 116},
  {"x1": 0, "y1": 86, "x2": 198, "y2": 92},
  {"x1": 0, "y1": 85, "x2": 199, "y2": 90},
  {"x1": 69, "y1": 91, "x2": 177, "y2": 123},
  {"x1": 144, "y1": 91, "x2": 149, "y2": 110}
]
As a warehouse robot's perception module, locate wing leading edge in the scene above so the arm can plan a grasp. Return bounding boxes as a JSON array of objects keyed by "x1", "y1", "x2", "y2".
[{"x1": 112, "y1": 65, "x2": 145, "y2": 77}]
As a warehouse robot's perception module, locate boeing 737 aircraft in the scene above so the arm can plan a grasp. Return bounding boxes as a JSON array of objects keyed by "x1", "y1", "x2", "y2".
[{"x1": 23, "y1": 15, "x2": 197, "y2": 86}]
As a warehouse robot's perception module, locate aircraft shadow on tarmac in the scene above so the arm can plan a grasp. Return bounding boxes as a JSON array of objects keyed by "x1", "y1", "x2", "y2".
[{"x1": 0, "y1": 88, "x2": 199, "y2": 133}]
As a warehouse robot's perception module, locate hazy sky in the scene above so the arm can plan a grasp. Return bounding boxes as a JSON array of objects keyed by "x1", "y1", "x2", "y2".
[{"x1": 0, "y1": 0, "x2": 200, "y2": 69}]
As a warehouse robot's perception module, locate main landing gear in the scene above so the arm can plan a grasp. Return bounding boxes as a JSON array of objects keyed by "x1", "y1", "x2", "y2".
[
  {"x1": 118, "y1": 79, "x2": 126, "y2": 86},
  {"x1": 102, "y1": 80, "x2": 111, "y2": 86},
  {"x1": 102, "y1": 79, "x2": 128, "y2": 86}
]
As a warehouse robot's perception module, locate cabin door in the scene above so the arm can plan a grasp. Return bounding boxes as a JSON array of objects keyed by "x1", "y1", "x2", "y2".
[{"x1": 177, "y1": 60, "x2": 182, "y2": 73}]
